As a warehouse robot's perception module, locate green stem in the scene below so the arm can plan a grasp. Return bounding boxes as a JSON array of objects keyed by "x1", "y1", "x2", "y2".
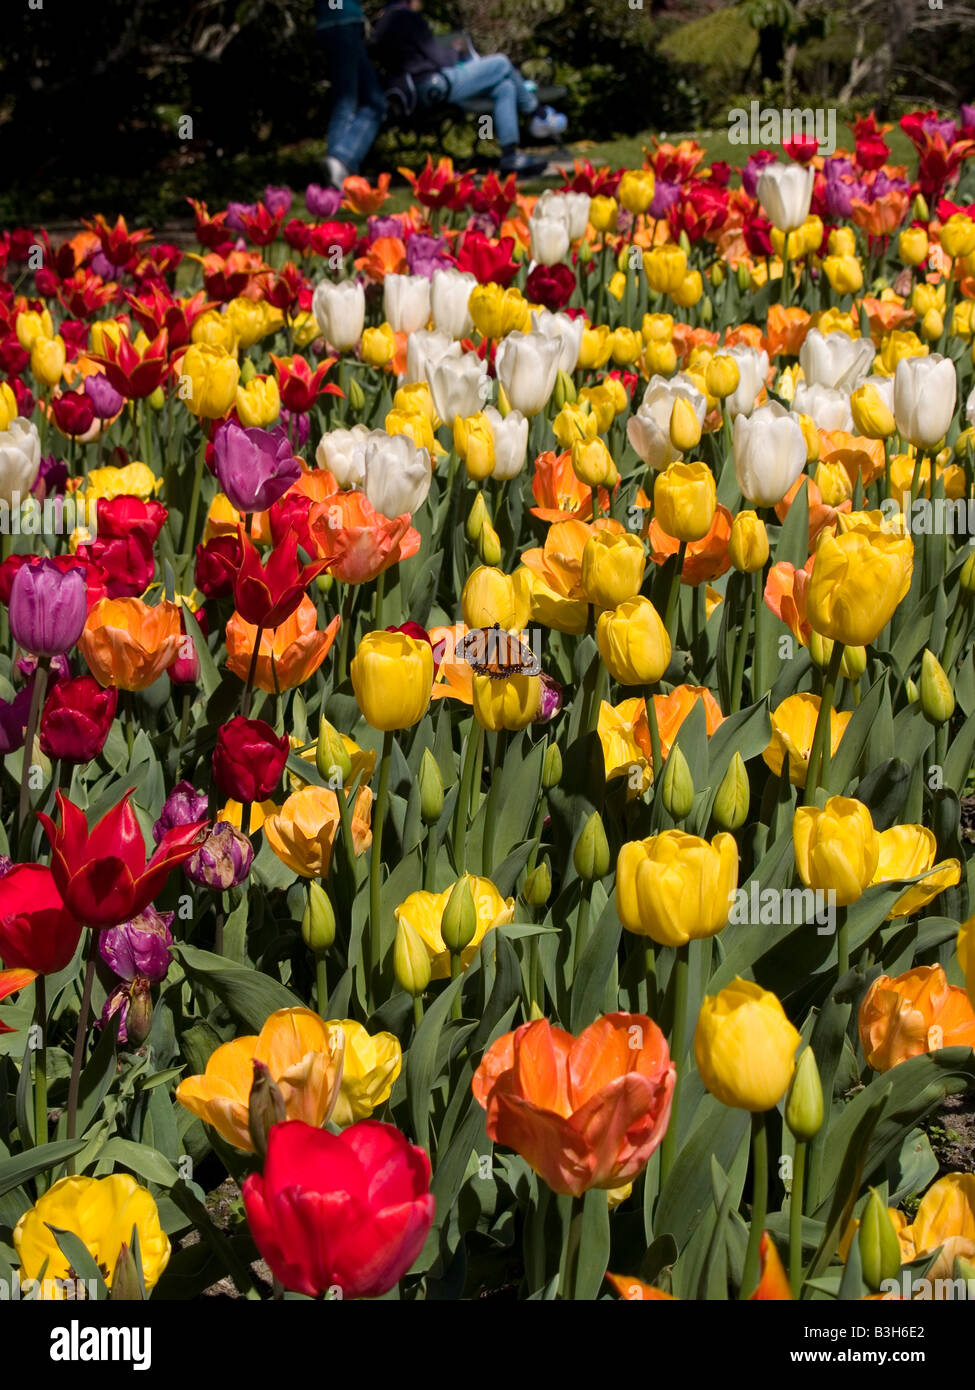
[
  {"x1": 740, "y1": 1111, "x2": 769, "y2": 1298},
  {"x1": 367, "y1": 730, "x2": 394, "y2": 991},
  {"x1": 645, "y1": 687, "x2": 663, "y2": 790},
  {"x1": 65, "y1": 941, "x2": 97, "y2": 1154},
  {"x1": 241, "y1": 626, "x2": 264, "y2": 719},
  {"x1": 182, "y1": 431, "x2": 208, "y2": 557},
  {"x1": 789, "y1": 1140, "x2": 807, "y2": 1297},
  {"x1": 176, "y1": 688, "x2": 192, "y2": 776},
  {"x1": 658, "y1": 943, "x2": 689, "y2": 1189},
  {"x1": 316, "y1": 953, "x2": 328, "y2": 1014},
  {"x1": 336, "y1": 586, "x2": 354, "y2": 688},
  {"x1": 573, "y1": 882, "x2": 592, "y2": 974},
  {"x1": 663, "y1": 541, "x2": 687, "y2": 641},
  {"x1": 802, "y1": 640, "x2": 843, "y2": 805},
  {"x1": 481, "y1": 731, "x2": 508, "y2": 876},
  {"x1": 449, "y1": 950, "x2": 462, "y2": 1020},
  {"x1": 413, "y1": 995, "x2": 424, "y2": 1029},
  {"x1": 837, "y1": 903, "x2": 849, "y2": 979},
  {"x1": 730, "y1": 584, "x2": 754, "y2": 714},
  {"x1": 33, "y1": 974, "x2": 47, "y2": 1153},
  {"x1": 18, "y1": 655, "x2": 50, "y2": 829},
  {"x1": 560, "y1": 1193, "x2": 587, "y2": 1300},
  {"x1": 453, "y1": 719, "x2": 479, "y2": 873},
  {"x1": 373, "y1": 568, "x2": 386, "y2": 629}
]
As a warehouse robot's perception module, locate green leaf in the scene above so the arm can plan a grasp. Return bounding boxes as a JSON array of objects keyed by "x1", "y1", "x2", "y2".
[
  {"x1": 574, "y1": 1189, "x2": 611, "y2": 1299},
  {"x1": 93, "y1": 1138, "x2": 181, "y2": 1188},
  {"x1": 570, "y1": 893, "x2": 622, "y2": 1033},
  {"x1": 173, "y1": 944, "x2": 303, "y2": 1030},
  {"x1": 0, "y1": 1139, "x2": 86, "y2": 1197}
]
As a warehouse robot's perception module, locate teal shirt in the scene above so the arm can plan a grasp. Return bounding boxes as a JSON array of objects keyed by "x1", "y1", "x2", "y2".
[{"x1": 315, "y1": 0, "x2": 364, "y2": 26}]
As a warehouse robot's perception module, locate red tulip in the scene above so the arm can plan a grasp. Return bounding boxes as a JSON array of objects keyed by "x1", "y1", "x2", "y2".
[
  {"x1": 217, "y1": 524, "x2": 331, "y2": 630},
  {"x1": 39, "y1": 675, "x2": 118, "y2": 763},
  {"x1": 453, "y1": 230, "x2": 518, "y2": 286},
  {"x1": 38, "y1": 790, "x2": 207, "y2": 928},
  {"x1": 125, "y1": 285, "x2": 214, "y2": 353},
  {"x1": 89, "y1": 329, "x2": 170, "y2": 400},
  {"x1": 242, "y1": 1120, "x2": 435, "y2": 1299},
  {"x1": 0, "y1": 864, "x2": 84, "y2": 974},
  {"x1": 51, "y1": 391, "x2": 96, "y2": 438},
  {"x1": 213, "y1": 716, "x2": 289, "y2": 803},
  {"x1": 95, "y1": 496, "x2": 168, "y2": 544},
  {"x1": 269, "y1": 354, "x2": 342, "y2": 414},
  {"x1": 195, "y1": 533, "x2": 240, "y2": 600}
]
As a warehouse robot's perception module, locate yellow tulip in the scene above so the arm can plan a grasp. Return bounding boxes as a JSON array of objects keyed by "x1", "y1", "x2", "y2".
[
  {"x1": 235, "y1": 374, "x2": 281, "y2": 427},
  {"x1": 472, "y1": 672, "x2": 541, "y2": 731},
  {"x1": 571, "y1": 436, "x2": 618, "y2": 488},
  {"x1": 806, "y1": 518, "x2": 913, "y2": 646},
  {"x1": 607, "y1": 271, "x2": 627, "y2": 302},
  {"x1": 581, "y1": 530, "x2": 646, "y2": 609},
  {"x1": 939, "y1": 214, "x2": 975, "y2": 259},
  {"x1": 191, "y1": 309, "x2": 239, "y2": 354},
  {"x1": 226, "y1": 296, "x2": 279, "y2": 348},
  {"x1": 618, "y1": 168, "x2": 656, "y2": 214},
  {"x1": 327, "y1": 1018, "x2": 403, "y2": 1125},
  {"x1": 823, "y1": 255, "x2": 863, "y2": 295},
  {"x1": 361, "y1": 323, "x2": 396, "y2": 366},
  {"x1": 653, "y1": 460, "x2": 716, "y2": 542},
  {"x1": 596, "y1": 596, "x2": 671, "y2": 686},
  {"x1": 793, "y1": 795, "x2": 880, "y2": 906},
  {"x1": 876, "y1": 330, "x2": 928, "y2": 376},
  {"x1": 553, "y1": 400, "x2": 598, "y2": 447},
  {"x1": 898, "y1": 227, "x2": 929, "y2": 266},
  {"x1": 828, "y1": 227, "x2": 857, "y2": 257},
  {"x1": 83, "y1": 461, "x2": 158, "y2": 502},
  {"x1": 671, "y1": 269, "x2": 703, "y2": 308},
  {"x1": 959, "y1": 916, "x2": 975, "y2": 1011},
  {"x1": 461, "y1": 565, "x2": 531, "y2": 631},
  {"x1": 611, "y1": 326, "x2": 643, "y2": 366},
  {"x1": 522, "y1": 566, "x2": 589, "y2": 635},
  {"x1": 597, "y1": 696, "x2": 652, "y2": 795},
  {"x1": 616, "y1": 829, "x2": 739, "y2": 946},
  {"x1": 0, "y1": 381, "x2": 16, "y2": 431},
  {"x1": 469, "y1": 283, "x2": 529, "y2": 338},
  {"x1": 351, "y1": 628, "x2": 433, "y2": 731},
  {"x1": 644, "y1": 339, "x2": 678, "y2": 376},
  {"x1": 575, "y1": 386, "x2": 615, "y2": 433},
  {"x1": 850, "y1": 383, "x2": 895, "y2": 439},
  {"x1": 179, "y1": 343, "x2": 240, "y2": 418},
  {"x1": 870, "y1": 825, "x2": 960, "y2": 918},
  {"x1": 15, "y1": 308, "x2": 54, "y2": 350},
  {"x1": 30, "y1": 334, "x2": 66, "y2": 388},
  {"x1": 694, "y1": 979, "x2": 800, "y2": 1112},
  {"x1": 454, "y1": 411, "x2": 496, "y2": 481},
  {"x1": 706, "y1": 354, "x2": 741, "y2": 400},
  {"x1": 643, "y1": 245, "x2": 687, "y2": 295},
  {"x1": 394, "y1": 875, "x2": 515, "y2": 978},
  {"x1": 589, "y1": 196, "x2": 619, "y2": 233},
  {"x1": 394, "y1": 380, "x2": 436, "y2": 425},
  {"x1": 669, "y1": 395, "x2": 703, "y2": 451},
  {"x1": 728, "y1": 510, "x2": 769, "y2": 573},
  {"x1": 577, "y1": 324, "x2": 614, "y2": 370},
  {"x1": 763, "y1": 693, "x2": 852, "y2": 788},
  {"x1": 385, "y1": 406, "x2": 437, "y2": 454},
  {"x1": 14, "y1": 1175, "x2": 170, "y2": 1295}
]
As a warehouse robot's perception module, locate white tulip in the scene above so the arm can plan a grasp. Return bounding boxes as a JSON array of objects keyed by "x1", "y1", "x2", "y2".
[
  {"x1": 529, "y1": 215, "x2": 570, "y2": 267},
  {"x1": 312, "y1": 279, "x2": 365, "y2": 351},
  {"x1": 626, "y1": 374, "x2": 707, "y2": 470},
  {"x1": 427, "y1": 353, "x2": 490, "y2": 425},
  {"x1": 315, "y1": 424, "x2": 378, "y2": 489},
  {"x1": 531, "y1": 309, "x2": 584, "y2": 374},
  {"x1": 383, "y1": 273, "x2": 431, "y2": 334},
  {"x1": 363, "y1": 432, "x2": 431, "y2": 519},
  {"x1": 894, "y1": 353, "x2": 957, "y2": 449},
  {"x1": 799, "y1": 328, "x2": 876, "y2": 393},
  {"x1": 724, "y1": 344, "x2": 770, "y2": 419},
  {"x1": 791, "y1": 382, "x2": 854, "y2": 432},
  {"x1": 534, "y1": 190, "x2": 573, "y2": 233},
  {"x1": 0, "y1": 418, "x2": 41, "y2": 506},
  {"x1": 734, "y1": 402, "x2": 807, "y2": 506},
  {"x1": 561, "y1": 191, "x2": 592, "y2": 239},
  {"x1": 431, "y1": 268, "x2": 477, "y2": 339},
  {"x1": 756, "y1": 162, "x2": 815, "y2": 233},
  {"x1": 405, "y1": 330, "x2": 459, "y2": 385},
  {"x1": 495, "y1": 330, "x2": 562, "y2": 417},
  {"x1": 967, "y1": 383, "x2": 975, "y2": 429},
  {"x1": 484, "y1": 406, "x2": 528, "y2": 481}
]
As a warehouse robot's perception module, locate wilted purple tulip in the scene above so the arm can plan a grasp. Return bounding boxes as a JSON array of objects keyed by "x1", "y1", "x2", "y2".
[
  {"x1": 185, "y1": 821, "x2": 253, "y2": 889},
  {"x1": 101, "y1": 977, "x2": 152, "y2": 1046},
  {"x1": 9, "y1": 559, "x2": 88, "y2": 658},
  {"x1": 305, "y1": 183, "x2": 343, "y2": 218},
  {"x1": 0, "y1": 685, "x2": 32, "y2": 753},
  {"x1": 534, "y1": 673, "x2": 564, "y2": 724},
  {"x1": 153, "y1": 781, "x2": 210, "y2": 844},
  {"x1": 99, "y1": 905, "x2": 175, "y2": 983},
  {"x1": 264, "y1": 185, "x2": 293, "y2": 219},
  {"x1": 16, "y1": 652, "x2": 70, "y2": 686},
  {"x1": 84, "y1": 372, "x2": 125, "y2": 419},
  {"x1": 212, "y1": 421, "x2": 301, "y2": 513}
]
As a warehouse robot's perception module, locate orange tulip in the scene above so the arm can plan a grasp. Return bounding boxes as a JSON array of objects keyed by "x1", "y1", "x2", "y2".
[
  {"x1": 529, "y1": 449, "x2": 613, "y2": 523},
  {"x1": 472, "y1": 1013, "x2": 675, "y2": 1198},
  {"x1": 647, "y1": 504, "x2": 732, "y2": 586},
  {"x1": 765, "y1": 556, "x2": 815, "y2": 645},
  {"x1": 354, "y1": 236, "x2": 408, "y2": 282},
  {"x1": 750, "y1": 1234, "x2": 793, "y2": 1300},
  {"x1": 605, "y1": 1272, "x2": 678, "y2": 1300},
  {"x1": 263, "y1": 784, "x2": 373, "y2": 878},
  {"x1": 79, "y1": 597, "x2": 182, "y2": 691},
  {"x1": 0, "y1": 968, "x2": 36, "y2": 1034},
  {"x1": 308, "y1": 490, "x2": 421, "y2": 584},
  {"x1": 653, "y1": 684, "x2": 725, "y2": 759},
  {"x1": 858, "y1": 295, "x2": 915, "y2": 345},
  {"x1": 429, "y1": 623, "x2": 474, "y2": 704},
  {"x1": 521, "y1": 518, "x2": 622, "y2": 601},
  {"x1": 225, "y1": 597, "x2": 339, "y2": 693},
  {"x1": 858, "y1": 965, "x2": 975, "y2": 1071},
  {"x1": 342, "y1": 173, "x2": 392, "y2": 216},
  {"x1": 765, "y1": 304, "x2": 811, "y2": 358},
  {"x1": 819, "y1": 430, "x2": 886, "y2": 490},
  {"x1": 774, "y1": 475, "x2": 851, "y2": 548}
]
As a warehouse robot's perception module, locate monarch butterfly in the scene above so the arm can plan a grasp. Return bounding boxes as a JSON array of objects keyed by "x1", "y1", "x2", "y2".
[{"x1": 456, "y1": 624, "x2": 541, "y2": 679}]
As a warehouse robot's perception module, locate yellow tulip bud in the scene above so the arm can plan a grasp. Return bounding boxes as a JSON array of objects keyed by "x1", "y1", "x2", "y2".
[
  {"x1": 454, "y1": 411, "x2": 496, "y2": 481},
  {"x1": 898, "y1": 226, "x2": 929, "y2": 266},
  {"x1": 573, "y1": 812, "x2": 610, "y2": 881},
  {"x1": 316, "y1": 715, "x2": 352, "y2": 786},
  {"x1": 607, "y1": 271, "x2": 627, "y2": 302},
  {"x1": 859, "y1": 1189, "x2": 903, "y2": 1293},
  {"x1": 653, "y1": 460, "x2": 716, "y2": 542},
  {"x1": 920, "y1": 648, "x2": 955, "y2": 724},
  {"x1": 706, "y1": 354, "x2": 740, "y2": 400},
  {"x1": 465, "y1": 490, "x2": 490, "y2": 543},
  {"x1": 361, "y1": 323, "x2": 396, "y2": 367},
  {"x1": 301, "y1": 882, "x2": 337, "y2": 955},
  {"x1": 419, "y1": 747, "x2": 444, "y2": 825},
  {"x1": 571, "y1": 437, "x2": 618, "y2": 489},
  {"x1": 478, "y1": 520, "x2": 502, "y2": 566},
  {"x1": 523, "y1": 861, "x2": 552, "y2": 908},
  {"x1": 441, "y1": 877, "x2": 478, "y2": 954},
  {"x1": 542, "y1": 742, "x2": 563, "y2": 789},
  {"x1": 729, "y1": 510, "x2": 769, "y2": 573},
  {"x1": 797, "y1": 413, "x2": 820, "y2": 461},
  {"x1": 850, "y1": 383, "x2": 895, "y2": 439},
  {"x1": 394, "y1": 917, "x2": 432, "y2": 997},
  {"x1": 694, "y1": 979, "x2": 800, "y2": 1112},
  {"x1": 712, "y1": 752, "x2": 750, "y2": 830},
  {"x1": 669, "y1": 395, "x2": 703, "y2": 451},
  {"x1": 960, "y1": 549, "x2": 975, "y2": 593},
  {"x1": 921, "y1": 307, "x2": 944, "y2": 342}
]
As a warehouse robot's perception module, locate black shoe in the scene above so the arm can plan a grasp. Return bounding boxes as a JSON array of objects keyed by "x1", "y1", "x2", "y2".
[{"x1": 499, "y1": 151, "x2": 548, "y2": 177}]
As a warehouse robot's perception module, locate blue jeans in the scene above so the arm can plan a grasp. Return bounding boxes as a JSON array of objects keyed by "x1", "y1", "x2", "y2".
[
  {"x1": 442, "y1": 54, "x2": 537, "y2": 149},
  {"x1": 319, "y1": 23, "x2": 386, "y2": 173}
]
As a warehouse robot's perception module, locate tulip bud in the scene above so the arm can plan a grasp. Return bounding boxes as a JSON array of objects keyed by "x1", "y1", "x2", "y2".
[
  {"x1": 125, "y1": 978, "x2": 153, "y2": 1046},
  {"x1": 859, "y1": 1188, "x2": 902, "y2": 1293},
  {"x1": 573, "y1": 812, "x2": 610, "y2": 881},
  {"x1": 316, "y1": 716, "x2": 352, "y2": 786},
  {"x1": 797, "y1": 413, "x2": 820, "y2": 462},
  {"x1": 712, "y1": 752, "x2": 750, "y2": 831},
  {"x1": 669, "y1": 396, "x2": 703, "y2": 451},
  {"x1": 906, "y1": 677, "x2": 919, "y2": 703},
  {"x1": 302, "y1": 881, "x2": 336, "y2": 954},
  {"x1": 920, "y1": 648, "x2": 955, "y2": 724},
  {"x1": 737, "y1": 262, "x2": 750, "y2": 292},
  {"x1": 577, "y1": 238, "x2": 592, "y2": 264},
  {"x1": 678, "y1": 230, "x2": 691, "y2": 256},
  {"x1": 523, "y1": 860, "x2": 552, "y2": 908},
  {"x1": 542, "y1": 742, "x2": 563, "y2": 789},
  {"x1": 555, "y1": 368, "x2": 577, "y2": 407},
  {"x1": 785, "y1": 1047, "x2": 824, "y2": 1142},
  {"x1": 110, "y1": 1242, "x2": 146, "y2": 1301},
  {"x1": 466, "y1": 490, "x2": 490, "y2": 543},
  {"x1": 699, "y1": 295, "x2": 713, "y2": 325},
  {"x1": 394, "y1": 917, "x2": 432, "y2": 997},
  {"x1": 809, "y1": 630, "x2": 835, "y2": 670},
  {"x1": 711, "y1": 263, "x2": 725, "y2": 287},
  {"x1": 921, "y1": 308, "x2": 944, "y2": 342},
  {"x1": 960, "y1": 549, "x2": 975, "y2": 593},
  {"x1": 478, "y1": 520, "x2": 503, "y2": 566},
  {"x1": 913, "y1": 193, "x2": 930, "y2": 222},
  {"x1": 441, "y1": 877, "x2": 478, "y2": 953},
  {"x1": 248, "y1": 1059, "x2": 287, "y2": 1161},
  {"x1": 661, "y1": 745, "x2": 695, "y2": 819},
  {"x1": 953, "y1": 1254, "x2": 975, "y2": 1293},
  {"x1": 239, "y1": 356, "x2": 257, "y2": 385},
  {"x1": 316, "y1": 573, "x2": 333, "y2": 594},
  {"x1": 729, "y1": 510, "x2": 769, "y2": 573},
  {"x1": 149, "y1": 386, "x2": 165, "y2": 411},
  {"x1": 347, "y1": 377, "x2": 365, "y2": 412},
  {"x1": 419, "y1": 747, "x2": 444, "y2": 825},
  {"x1": 840, "y1": 645, "x2": 867, "y2": 680}
]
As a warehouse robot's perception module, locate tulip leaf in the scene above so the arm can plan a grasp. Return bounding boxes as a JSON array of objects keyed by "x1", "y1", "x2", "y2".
[
  {"x1": 654, "y1": 1097, "x2": 749, "y2": 1251},
  {"x1": 573, "y1": 1189, "x2": 611, "y2": 1300},
  {"x1": 853, "y1": 756, "x2": 911, "y2": 830},
  {"x1": 805, "y1": 1085, "x2": 889, "y2": 1285},
  {"x1": 93, "y1": 1138, "x2": 181, "y2": 1188},
  {"x1": 50, "y1": 1228, "x2": 110, "y2": 1300},
  {"x1": 172, "y1": 943, "x2": 303, "y2": 1031},
  {"x1": 182, "y1": 605, "x2": 220, "y2": 700},
  {"x1": 943, "y1": 707, "x2": 975, "y2": 791},
  {"x1": 77, "y1": 1012, "x2": 122, "y2": 1138},
  {"x1": 775, "y1": 476, "x2": 810, "y2": 571},
  {"x1": 407, "y1": 966, "x2": 472, "y2": 1154},
  {"x1": 569, "y1": 893, "x2": 621, "y2": 1033},
  {"x1": 0, "y1": 1139, "x2": 87, "y2": 1198},
  {"x1": 823, "y1": 672, "x2": 888, "y2": 795}
]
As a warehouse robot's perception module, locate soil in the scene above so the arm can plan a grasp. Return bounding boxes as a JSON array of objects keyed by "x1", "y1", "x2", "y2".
[{"x1": 925, "y1": 1093, "x2": 975, "y2": 1180}]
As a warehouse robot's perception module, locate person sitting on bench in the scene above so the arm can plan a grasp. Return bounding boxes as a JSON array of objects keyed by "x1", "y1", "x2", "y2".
[
  {"x1": 315, "y1": 0, "x2": 387, "y2": 187},
  {"x1": 371, "y1": 0, "x2": 567, "y2": 177}
]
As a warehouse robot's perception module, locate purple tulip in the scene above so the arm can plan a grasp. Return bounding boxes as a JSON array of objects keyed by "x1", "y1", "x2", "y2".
[
  {"x1": 368, "y1": 215, "x2": 404, "y2": 242},
  {"x1": 923, "y1": 115, "x2": 957, "y2": 145},
  {"x1": 31, "y1": 455, "x2": 69, "y2": 501},
  {"x1": 90, "y1": 250, "x2": 115, "y2": 280},
  {"x1": 961, "y1": 104, "x2": 975, "y2": 136},
  {"x1": 742, "y1": 151, "x2": 778, "y2": 198},
  {"x1": 212, "y1": 421, "x2": 301, "y2": 513},
  {"x1": 99, "y1": 905, "x2": 174, "y2": 982},
  {"x1": 823, "y1": 167, "x2": 862, "y2": 219},
  {"x1": 279, "y1": 408, "x2": 310, "y2": 449},
  {"x1": 100, "y1": 977, "x2": 152, "y2": 1046},
  {"x1": 305, "y1": 184, "x2": 343, "y2": 218},
  {"x1": 0, "y1": 685, "x2": 33, "y2": 753},
  {"x1": 0, "y1": 857, "x2": 12, "y2": 881},
  {"x1": 185, "y1": 821, "x2": 253, "y2": 889},
  {"x1": 264, "y1": 185, "x2": 293, "y2": 219},
  {"x1": 84, "y1": 371, "x2": 125, "y2": 420},
  {"x1": 533, "y1": 673, "x2": 564, "y2": 724},
  {"x1": 406, "y1": 233, "x2": 452, "y2": 280},
  {"x1": 226, "y1": 201, "x2": 258, "y2": 235},
  {"x1": 9, "y1": 559, "x2": 87, "y2": 658},
  {"x1": 153, "y1": 780, "x2": 210, "y2": 844},
  {"x1": 648, "y1": 178, "x2": 681, "y2": 218},
  {"x1": 870, "y1": 170, "x2": 910, "y2": 200}
]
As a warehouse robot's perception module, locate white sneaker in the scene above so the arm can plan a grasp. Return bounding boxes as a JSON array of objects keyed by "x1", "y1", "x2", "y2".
[
  {"x1": 529, "y1": 106, "x2": 567, "y2": 141},
  {"x1": 324, "y1": 155, "x2": 350, "y2": 189}
]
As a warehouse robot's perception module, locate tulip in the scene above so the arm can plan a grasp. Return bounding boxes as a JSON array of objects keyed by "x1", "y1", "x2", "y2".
[
  {"x1": 242, "y1": 1119, "x2": 434, "y2": 1298},
  {"x1": 785, "y1": 1047, "x2": 824, "y2": 1142},
  {"x1": 581, "y1": 530, "x2": 645, "y2": 609},
  {"x1": 791, "y1": 383, "x2": 854, "y2": 433},
  {"x1": 530, "y1": 308, "x2": 584, "y2": 374},
  {"x1": 893, "y1": 354, "x2": 956, "y2": 449},
  {"x1": 694, "y1": 978, "x2": 800, "y2": 1111},
  {"x1": 859, "y1": 1189, "x2": 903, "y2": 1292},
  {"x1": 712, "y1": 751, "x2": 750, "y2": 830},
  {"x1": 793, "y1": 795, "x2": 879, "y2": 908},
  {"x1": 308, "y1": 490, "x2": 421, "y2": 585},
  {"x1": 312, "y1": 278, "x2": 365, "y2": 350},
  {"x1": 8, "y1": 559, "x2": 87, "y2": 658},
  {"x1": 858, "y1": 965, "x2": 975, "y2": 1072},
  {"x1": 0, "y1": 418, "x2": 41, "y2": 505},
  {"x1": 643, "y1": 244, "x2": 687, "y2": 295},
  {"x1": 235, "y1": 374, "x2": 281, "y2": 427},
  {"x1": 225, "y1": 599, "x2": 340, "y2": 693},
  {"x1": 733, "y1": 402, "x2": 806, "y2": 507},
  {"x1": 628, "y1": 375, "x2": 707, "y2": 471},
  {"x1": 483, "y1": 405, "x2": 528, "y2": 481},
  {"x1": 212, "y1": 421, "x2": 300, "y2": 513},
  {"x1": 898, "y1": 227, "x2": 928, "y2": 265},
  {"x1": 39, "y1": 675, "x2": 117, "y2": 764},
  {"x1": 495, "y1": 330, "x2": 562, "y2": 417},
  {"x1": 596, "y1": 596, "x2": 671, "y2": 686},
  {"x1": 0, "y1": 864, "x2": 84, "y2": 975},
  {"x1": 427, "y1": 352, "x2": 489, "y2": 424},
  {"x1": 38, "y1": 790, "x2": 206, "y2": 929},
  {"x1": 79, "y1": 597, "x2": 182, "y2": 691},
  {"x1": 383, "y1": 272, "x2": 431, "y2": 334},
  {"x1": 799, "y1": 329, "x2": 875, "y2": 393},
  {"x1": 218, "y1": 525, "x2": 330, "y2": 630},
  {"x1": 806, "y1": 517, "x2": 913, "y2": 647},
  {"x1": 472, "y1": 672, "x2": 541, "y2": 731},
  {"x1": 653, "y1": 460, "x2": 716, "y2": 542},
  {"x1": 669, "y1": 395, "x2": 703, "y2": 451},
  {"x1": 30, "y1": 334, "x2": 66, "y2": 388},
  {"x1": 756, "y1": 162, "x2": 815, "y2": 232},
  {"x1": 14, "y1": 1175, "x2": 171, "y2": 1296},
  {"x1": 179, "y1": 343, "x2": 240, "y2": 418},
  {"x1": 316, "y1": 423, "x2": 373, "y2": 488},
  {"x1": 431, "y1": 267, "x2": 476, "y2": 339},
  {"x1": 728, "y1": 510, "x2": 769, "y2": 573},
  {"x1": 461, "y1": 565, "x2": 530, "y2": 631},
  {"x1": 472, "y1": 1013, "x2": 675, "y2": 1198},
  {"x1": 362, "y1": 431, "x2": 431, "y2": 520},
  {"x1": 726, "y1": 347, "x2": 772, "y2": 420},
  {"x1": 212, "y1": 716, "x2": 289, "y2": 805},
  {"x1": 850, "y1": 381, "x2": 896, "y2": 439},
  {"x1": 361, "y1": 323, "x2": 395, "y2": 366},
  {"x1": 302, "y1": 882, "x2": 337, "y2": 956},
  {"x1": 617, "y1": 829, "x2": 738, "y2": 946},
  {"x1": 351, "y1": 628, "x2": 433, "y2": 731},
  {"x1": 263, "y1": 784, "x2": 373, "y2": 877},
  {"x1": 99, "y1": 905, "x2": 174, "y2": 983},
  {"x1": 763, "y1": 692, "x2": 851, "y2": 789},
  {"x1": 939, "y1": 213, "x2": 975, "y2": 259},
  {"x1": 570, "y1": 437, "x2": 618, "y2": 489},
  {"x1": 394, "y1": 875, "x2": 514, "y2": 978}
]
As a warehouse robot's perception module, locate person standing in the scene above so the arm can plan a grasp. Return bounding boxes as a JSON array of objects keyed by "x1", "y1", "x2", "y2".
[{"x1": 315, "y1": 0, "x2": 387, "y2": 186}]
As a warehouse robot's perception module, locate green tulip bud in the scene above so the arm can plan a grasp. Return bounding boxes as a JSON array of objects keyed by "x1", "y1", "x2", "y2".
[
  {"x1": 737, "y1": 262, "x2": 750, "y2": 292},
  {"x1": 466, "y1": 490, "x2": 490, "y2": 544},
  {"x1": 316, "y1": 715, "x2": 351, "y2": 786},
  {"x1": 808, "y1": 629, "x2": 835, "y2": 670},
  {"x1": 573, "y1": 811, "x2": 610, "y2": 881},
  {"x1": 699, "y1": 295, "x2": 713, "y2": 325},
  {"x1": 316, "y1": 572, "x2": 334, "y2": 594},
  {"x1": 347, "y1": 376, "x2": 365, "y2": 412},
  {"x1": 711, "y1": 262, "x2": 724, "y2": 287},
  {"x1": 555, "y1": 368, "x2": 577, "y2": 407},
  {"x1": 302, "y1": 881, "x2": 336, "y2": 954},
  {"x1": 110, "y1": 1242, "x2": 146, "y2": 1302},
  {"x1": 441, "y1": 877, "x2": 478, "y2": 953},
  {"x1": 478, "y1": 520, "x2": 502, "y2": 566},
  {"x1": 149, "y1": 385, "x2": 166, "y2": 411},
  {"x1": 678, "y1": 230, "x2": 691, "y2": 256},
  {"x1": 239, "y1": 356, "x2": 257, "y2": 385},
  {"x1": 785, "y1": 1047, "x2": 824, "y2": 1142},
  {"x1": 523, "y1": 860, "x2": 552, "y2": 908},
  {"x1": 578, "y1": 238, "x2": 592, "y2": 264},
  {"x1": 952, "y1": 1254, "x2": 975, "y2": 1295},
  {"x1": 920, "y1": 648, "x2": 955, "y2": 725},
  {"x1": 542, "y1": 742, "x2": 563, "y2": 790},
  {"x1": 961, "y1": 548, "x2": 975, "y2": 594},
  {"x1": 712, "y1": 752, "x2": 749, "y2": 831},
  {"x1": 661, "y1": 745, "x2": 694, "y2": 819},
  {"x1": 840, "y1": 645, "x2": 867, "y2": 680},
  {"x1": 906, "y1": 677, "x2": 919, "y2": 703},
  {"x1": 913, "y1": 193, "x2": 930, "y2": 223},
  {"x1": 248, "y1": 1059, "x2": 287, "y2": 1161},
  {"x1": 394, "y1": 917, "x2": 432, "y2": 997},
  {"x1": 859, "y1": 1188, "x2": 902, "y2": 1293},
  {"x1": 419, "y1": 748, "x2": 444, "y2": 825}
]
